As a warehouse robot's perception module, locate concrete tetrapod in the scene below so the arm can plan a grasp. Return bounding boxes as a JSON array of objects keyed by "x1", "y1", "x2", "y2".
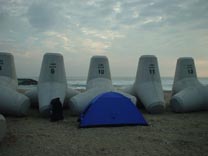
[
  {"x1": 0, "y1": 52, "x2": 30, "y2": 116},
  {"x1": 38, "y1": 53, "x2": 67, "y2": 116},
  {"x1": 69, "y1": 56, "x2": 137, "y2": 115},
  {"x1": 0, "y1": 114, "x2": 6, "y2": 142},
  {"x1": 123, "y1": 55, "x2": 165, "y2": 114},
  {"x1": 25, "y1": 53, "x2": 79, "y2": 116},
  {"x1": 170, "y1": 57, "x2": 208, "y2": 112}
]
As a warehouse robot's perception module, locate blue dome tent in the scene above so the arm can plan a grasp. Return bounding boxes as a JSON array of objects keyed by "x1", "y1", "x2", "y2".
[{"x1": 79, "y1": 92, "x2": 148, "y2": 127}]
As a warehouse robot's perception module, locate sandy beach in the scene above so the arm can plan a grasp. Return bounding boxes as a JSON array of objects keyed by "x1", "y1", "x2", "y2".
[{"x1": 0, "y1": 91, "x2": 208, "y2": 156}]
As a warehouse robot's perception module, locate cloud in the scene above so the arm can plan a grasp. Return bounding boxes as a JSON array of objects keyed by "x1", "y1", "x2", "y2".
[
  {"x1": 138, "y1": 0, "x2": 208, "y2": 28},
  {"x1": 0, "y1": 0, "x2": 208, "y2": 77},
  {"x1": 82, "y1": 38, "x2": 110, "y2": 54},
  {"x1": 81, "y1": 27, "x2": 124, "y2": 40},
  {"x1": 27, "y1": 1, "x2": 60, "y2": 31}
]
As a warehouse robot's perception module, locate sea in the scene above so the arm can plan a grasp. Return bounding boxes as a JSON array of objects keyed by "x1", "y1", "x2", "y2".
[
  {"x1": 68, "y1": 77, "x2": 208, "y2": 91},
  {"x1": 18, "y1": 77, "x2": 208, "y2": 91}
]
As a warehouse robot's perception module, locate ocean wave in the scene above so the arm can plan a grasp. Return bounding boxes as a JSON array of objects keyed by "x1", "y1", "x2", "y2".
[{"x1": 18, "y1": 77, "x2": 208, "y2": 91}]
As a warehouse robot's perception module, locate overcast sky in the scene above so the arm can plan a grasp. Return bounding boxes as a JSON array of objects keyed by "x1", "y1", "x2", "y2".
[{"x1": 0, "y1": 0, "x2": 207, "y2": 78}]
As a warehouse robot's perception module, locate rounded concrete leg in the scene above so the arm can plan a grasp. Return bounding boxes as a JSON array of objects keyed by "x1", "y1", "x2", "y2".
[
  {"x1": 135, "y1": 83, "x2": 165, "y2": 114},
  {"x1": 0, "y1": 86, "x2": 30, "y2": 116},
  {"x1": 146, "y1": 102, "x2": 165, "y2": 114},
  {"x1": 0, "y1": 114, "x2": 6, "y2": 142},
  {"x1": 69, "y1": 88, "x2": 114, "y2": 115},
  {"x1": 170, "y1": 86, "x2": 205, "y2": 112},
  {"x1": 25, "y1": 89, "x2": 38, "y2": 108}
]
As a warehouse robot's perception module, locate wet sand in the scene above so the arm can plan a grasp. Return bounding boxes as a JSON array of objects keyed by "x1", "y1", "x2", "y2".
[{"x1": 0, "y1": 91, "x2": 208, "y2": 156}]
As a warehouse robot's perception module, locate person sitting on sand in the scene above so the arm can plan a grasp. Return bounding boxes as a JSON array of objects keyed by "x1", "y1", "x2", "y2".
[{"x1": 50, "y1": 98, "x2": 64, "y2": 122}]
